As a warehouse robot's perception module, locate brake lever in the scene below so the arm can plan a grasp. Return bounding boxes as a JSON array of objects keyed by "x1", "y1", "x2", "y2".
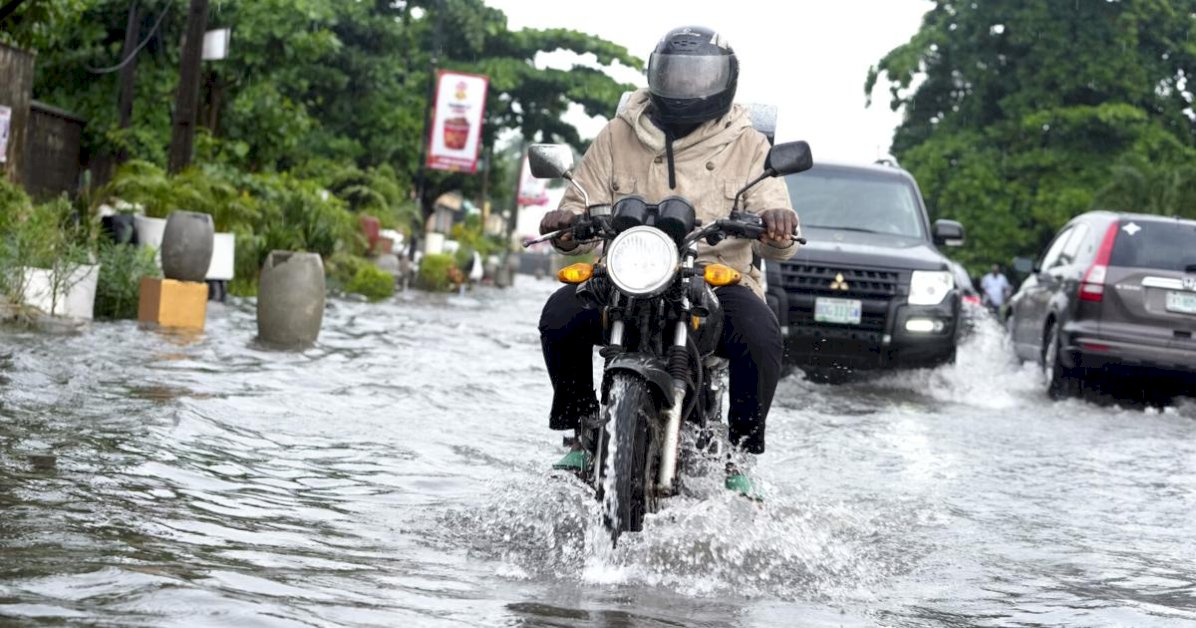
[{"x1": 522, "y1": 228, "x2": 567, "y2": 248}]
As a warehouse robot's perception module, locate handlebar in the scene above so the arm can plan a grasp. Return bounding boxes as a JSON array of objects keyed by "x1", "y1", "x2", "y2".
[
  {"x1": 684, "y1": 212, "x2": 806, "y2": 248},
  {"x1": 522, "y1": 212, "x2": 804, "y2": 249}
]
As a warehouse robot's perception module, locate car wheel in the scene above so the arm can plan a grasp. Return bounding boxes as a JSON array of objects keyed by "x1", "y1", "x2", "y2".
[{"x1": 1043, "y1": 322, "x2": 1082, "y2": 399}]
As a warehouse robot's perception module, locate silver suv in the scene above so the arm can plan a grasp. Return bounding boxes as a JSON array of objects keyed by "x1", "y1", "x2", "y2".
[{"x1": 1008, "y1": 211, "x2": 1196, "y2": 397}]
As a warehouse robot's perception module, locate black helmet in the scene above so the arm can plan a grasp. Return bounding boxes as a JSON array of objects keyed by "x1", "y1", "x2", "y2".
[{"x1": 647, "y1": 26, "x2": 739, "y2": 126}]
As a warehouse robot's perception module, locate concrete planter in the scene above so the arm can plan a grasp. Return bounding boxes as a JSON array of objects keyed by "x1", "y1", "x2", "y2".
[
  {"x1": 19, "y1": 264, "x2": 100, "y2": 320},
  {"x1": 161, "y1": 211, "x2": 214, "y2": 282},
  {"x1": 205, "y1": 232, "x2": 236, "y2": 281},
  {"x1": 257, "y1": 251, "x2": 325, "y2": 348}
]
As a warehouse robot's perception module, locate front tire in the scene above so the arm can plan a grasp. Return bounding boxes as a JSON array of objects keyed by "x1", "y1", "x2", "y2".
[{"x1": 600, "y1": 373, "x2": 658, "y2": 545}]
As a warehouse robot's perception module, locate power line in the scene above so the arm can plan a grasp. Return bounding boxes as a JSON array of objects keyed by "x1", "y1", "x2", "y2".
[{"x1": 86, "y1": 0, "x2": 175, "y2": 74}]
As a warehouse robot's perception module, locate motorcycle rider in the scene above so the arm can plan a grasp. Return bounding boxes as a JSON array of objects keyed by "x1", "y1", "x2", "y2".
[{"x1": 538, "y1": 26, "x2": 800, "y2": 495}]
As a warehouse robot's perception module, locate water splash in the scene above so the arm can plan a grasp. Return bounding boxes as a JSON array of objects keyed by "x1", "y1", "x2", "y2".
[
  {"x1": 851, "y1": 312, "x2": 1041, "y2": 410},
  {"x1": 437, "y1": 457, "x2": 921, "y2": 605}
]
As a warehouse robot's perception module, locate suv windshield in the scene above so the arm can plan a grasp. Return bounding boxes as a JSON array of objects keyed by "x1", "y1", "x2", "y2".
[
  {"x1": 1110, "y1": 220, "x2": 1196, "y2": 271},
  {"x1": 784, "y1": 167, "x2": 925, "y2": 239}
]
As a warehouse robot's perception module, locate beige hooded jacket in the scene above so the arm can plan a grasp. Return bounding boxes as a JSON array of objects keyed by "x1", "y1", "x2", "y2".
[{"x1": 555, "y1": 88, "x2": 799, "y2": 298}]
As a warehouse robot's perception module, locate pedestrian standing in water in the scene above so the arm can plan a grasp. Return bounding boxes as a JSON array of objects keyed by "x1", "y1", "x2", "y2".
[{"x1": 980, "y1": 263, "x2": 1012, "y2": 321}]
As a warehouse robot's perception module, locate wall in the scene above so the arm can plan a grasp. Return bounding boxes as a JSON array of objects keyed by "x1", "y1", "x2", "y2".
[
  {"x1": 25, "y1": 102, "x2": 86, "y2": 199},
  {"x1": 0, "y1": 43, "x2": 35, "y2": 184}
]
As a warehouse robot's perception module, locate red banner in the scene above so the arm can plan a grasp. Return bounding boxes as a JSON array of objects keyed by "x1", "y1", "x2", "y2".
[{"x1": 426, "y1": 70, "x2": 489, "y2": 173}]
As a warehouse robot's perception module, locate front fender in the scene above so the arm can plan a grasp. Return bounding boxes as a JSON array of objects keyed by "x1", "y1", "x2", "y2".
[{"x1": 605, "y1": 352, "x2": 674, "y2": 407}]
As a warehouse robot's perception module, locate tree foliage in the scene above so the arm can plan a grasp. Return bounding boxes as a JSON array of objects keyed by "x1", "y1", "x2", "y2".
[
  {"x1": 868, "y1": 0, "x2": 1196, "y2": 272},
  {"x1": 18, "y1": 0, "x2": 640, "y2": 218}
]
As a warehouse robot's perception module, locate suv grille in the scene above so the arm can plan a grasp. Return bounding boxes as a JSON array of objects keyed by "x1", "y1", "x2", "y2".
[{"x1": 779, "y1": 264, "x2": 900, "y2": 299}]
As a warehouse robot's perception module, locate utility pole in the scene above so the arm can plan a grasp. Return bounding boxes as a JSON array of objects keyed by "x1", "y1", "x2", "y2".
[
  {"x1": 410, "y1": 0, "x2": 444, "y2": 260},
  {"x1": 167, "y1": 0, "x2": 209, "y2": 173},
  {"x1": 480, "y1": 142, "x2": 493, "y2": 223},
  {"x1": 116, "y1": 0, "x2": 140, "y2": 163},
  {"x1": 498, "y1": 140, "x2": 528, "y2": 287}
]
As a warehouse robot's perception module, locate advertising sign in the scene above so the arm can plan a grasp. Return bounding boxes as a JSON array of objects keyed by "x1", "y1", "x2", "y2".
[
  {"x1": 0, "y1": 105, "x2": 11, "y2": 164},
  {"x1": 516, "y1": 155, "x2": 550, "y2": 207},
  {"x1": 426, "y1": 70, "x2": 489, "y2": 173},
  {"x1": 202, "y1": 28, "x2": 231, "y2": 61}
]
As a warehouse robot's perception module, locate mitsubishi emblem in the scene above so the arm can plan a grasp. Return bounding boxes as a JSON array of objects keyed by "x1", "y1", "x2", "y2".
[{"x1": 829, "y1": 273, "x2": 850, "y2": 291}]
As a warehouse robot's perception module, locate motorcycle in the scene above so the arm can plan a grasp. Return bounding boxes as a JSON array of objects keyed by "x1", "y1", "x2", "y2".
[{"x1": 523, "y1": 140, "x2": 813, "y2": 545}]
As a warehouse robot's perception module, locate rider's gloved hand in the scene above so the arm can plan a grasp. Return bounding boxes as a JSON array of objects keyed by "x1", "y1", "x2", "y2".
[
  {"x1": 758, "y1": 208, "x2": 798, "y2": 246},
  {"x1": 540, "y1": 210, "x2": 579, "y2": 250}
]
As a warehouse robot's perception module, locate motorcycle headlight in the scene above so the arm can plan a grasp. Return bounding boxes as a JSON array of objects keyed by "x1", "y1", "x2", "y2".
[
  {"x1": 909, "y1": 270, "x2": 954, "y2": 306},
  {"x1": 605, "y1": 226, "x2": 679, "y2": 296}
]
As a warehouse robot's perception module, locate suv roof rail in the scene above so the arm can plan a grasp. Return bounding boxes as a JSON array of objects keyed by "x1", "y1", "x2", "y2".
[{"x1": 874, "y1": 157, "x2": 901, "y2": 168}]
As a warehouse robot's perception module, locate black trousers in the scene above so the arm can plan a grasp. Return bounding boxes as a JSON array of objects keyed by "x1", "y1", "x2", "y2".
[{"x1": 538, "y1": 283, "x2": 783, "y2": 454}]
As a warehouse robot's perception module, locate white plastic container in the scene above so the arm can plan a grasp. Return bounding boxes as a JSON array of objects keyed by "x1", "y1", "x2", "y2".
[
  {"x1": 133, "y1": 215, "x2": 167, "y2": 266},
  {"x1": 206, "y1": 232, "x2": 236, "y2": 281},
  {"x1": 19, "y1": 264, "x2": 101, "y2": 320},
  {"x1": 424, "y1": 232, "x2": 445, "y2": 255}
]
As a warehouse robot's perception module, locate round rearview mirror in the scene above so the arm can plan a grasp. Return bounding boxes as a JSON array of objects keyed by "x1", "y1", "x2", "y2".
[
  {"x1": 528, "y1": 144, "x2": 575, "y2": 179},
  {"x1": 765, "y1": 141, "x2": 813, "y2": 177}
]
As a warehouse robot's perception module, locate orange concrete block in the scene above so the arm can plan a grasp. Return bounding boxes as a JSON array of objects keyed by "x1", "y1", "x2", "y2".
[{"x1": 138, "y1": 277, "x2": 208, "y2": 330}]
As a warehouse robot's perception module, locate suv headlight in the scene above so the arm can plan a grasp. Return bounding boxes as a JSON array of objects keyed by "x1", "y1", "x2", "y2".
[
  {"x1": 909, "y1": 270, "x2": 953, "y2": 306},
  {"x1": 605, "y1": 226, "x2": 679, "y2": 296}
]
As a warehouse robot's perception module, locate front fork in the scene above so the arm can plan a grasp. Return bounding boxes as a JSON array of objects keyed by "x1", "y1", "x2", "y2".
[
  {"x1": 656, "y1": 318, "x2": 689, "y2": 494},
  {"x1": 595, "y1": 249, "x2": 697, "y2": 496},
  {"x1": 657, "y1": 247, "x2": 698, "y2": 494}
]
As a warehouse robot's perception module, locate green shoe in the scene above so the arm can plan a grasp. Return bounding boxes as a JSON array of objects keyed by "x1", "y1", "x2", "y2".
[
  {"x1": 725, "y1": 467, "x2": 764, "y2": 502},
  {"x1": 552, "y1": 448, "x2": 591, "y2": 472}
]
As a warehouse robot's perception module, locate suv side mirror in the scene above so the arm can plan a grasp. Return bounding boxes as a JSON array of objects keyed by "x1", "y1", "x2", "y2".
[
  {"x1": 527, "y1": 144, "x2": 575, "y2": 179},
  {"x1": 765, "y1": 141, "x2": 813, "y2": 176},
  {"x1": 1012, "y1": 256, "x2": 1034, "y2": 274},
  {"x1": 933, "y1": 219, "x2": 965, "y2": 247}
]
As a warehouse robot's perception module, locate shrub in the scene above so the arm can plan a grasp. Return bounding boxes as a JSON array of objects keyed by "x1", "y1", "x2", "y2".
[
  {"x1": 345, "y1": 263, "x2": 394, "y2": 302},
  {"x1": 325, "y1": 251, "x2": 370, "y2": 291},
  {"x1": 94, "y1": 241, "x2": 161, "y2": 319},
  {"x1": 0, "y1": 177, "x2": 31, "y2": 227},
  {"x1": 0, "y1": 195, "x2": 92, "y2": 318},
  {"x1": 418, "y1": 253, "x2": 454, "y2": 292}
]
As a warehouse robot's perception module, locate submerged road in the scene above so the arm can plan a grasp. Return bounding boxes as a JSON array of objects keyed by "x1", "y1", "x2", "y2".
[{"x1": 2, "y1": 279, "x2": 1195, "y2": 626}]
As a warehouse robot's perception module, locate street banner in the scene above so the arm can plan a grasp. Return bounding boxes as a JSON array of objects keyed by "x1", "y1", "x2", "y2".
[
  {"x1": 0, "y1": 105, "x2": 11, "y2": 164},
  {"x1": 426, "y1": 70, "x2": 489, "y2": 173},
  {"x1": 516, "y1": 154, "x2": 550, "y2": 207}
]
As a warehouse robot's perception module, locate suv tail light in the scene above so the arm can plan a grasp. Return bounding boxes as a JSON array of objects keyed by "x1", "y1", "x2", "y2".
[{"x1": 1079, "y1": 223, "x2": 1120, "y2": 302}]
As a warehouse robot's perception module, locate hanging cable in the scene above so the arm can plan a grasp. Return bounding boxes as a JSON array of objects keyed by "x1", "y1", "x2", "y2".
[{"x1": 86, "y1": 0, "x2": 175, "y2": 74}]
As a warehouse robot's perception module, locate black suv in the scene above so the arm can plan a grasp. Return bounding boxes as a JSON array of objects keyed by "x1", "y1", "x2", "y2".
[{"x1": 765, "y1": 161, "x2": 966, "y2": 372}]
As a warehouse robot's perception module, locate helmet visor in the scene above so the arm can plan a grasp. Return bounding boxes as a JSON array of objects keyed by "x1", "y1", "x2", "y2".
[{"x1": 647, "y1": 53, "x2": 735, "y2": 100}]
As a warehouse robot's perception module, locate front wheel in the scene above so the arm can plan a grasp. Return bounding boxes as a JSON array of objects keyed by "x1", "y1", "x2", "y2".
[{"x1": 600, "y1": 373, "x2": 659, "y2": 545}]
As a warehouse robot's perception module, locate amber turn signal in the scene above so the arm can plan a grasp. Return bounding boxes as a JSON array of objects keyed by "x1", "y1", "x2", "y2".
[
  {"x1": 557, "y1": 263, "x2": 594, "y2": 284},
  {"x1": 703, "y1": 264, "x2": 741, "y2": 286}
]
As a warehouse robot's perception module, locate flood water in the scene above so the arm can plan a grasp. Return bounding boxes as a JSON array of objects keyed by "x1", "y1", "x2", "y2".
[{"x1": 2, "y1": 279, "x2": 1195, "y2": 627}]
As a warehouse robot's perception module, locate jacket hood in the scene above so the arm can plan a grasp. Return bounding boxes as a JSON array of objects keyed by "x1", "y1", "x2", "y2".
[{"x1": 617, "y1": 88, "x2": 754, "y2": 155}]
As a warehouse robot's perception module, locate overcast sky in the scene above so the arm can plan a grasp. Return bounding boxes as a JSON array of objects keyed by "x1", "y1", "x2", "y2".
[{"x1": 486, "y1": 0, "x2": 933, "y2": 164}]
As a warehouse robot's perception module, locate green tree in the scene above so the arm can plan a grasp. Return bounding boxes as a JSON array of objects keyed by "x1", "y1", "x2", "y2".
[
  {"x1": 21, "y1": 0, "x2": 639, "y2": 220},
  {"x1": 867, "y1": 0, "x2": 1196, "y2": 272}
]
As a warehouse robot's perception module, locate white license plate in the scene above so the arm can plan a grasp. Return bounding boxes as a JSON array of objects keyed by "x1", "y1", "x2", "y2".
[
  {"x1": 1166, "y1": 291, "x2": 1196, "y2": 314},
  {"x1": 814, "y1": 297, "x2": 862, "y2": 325}
]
